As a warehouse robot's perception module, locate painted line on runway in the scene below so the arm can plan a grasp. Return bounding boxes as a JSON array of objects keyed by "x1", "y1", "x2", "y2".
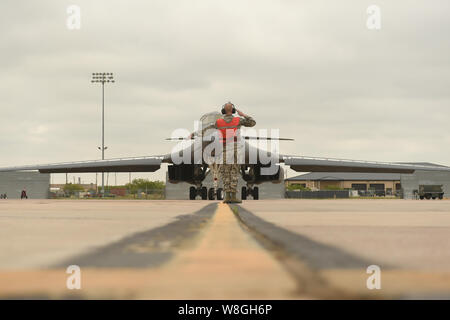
[
  {"x1": 139, "y1": 202, "x2": 300, "y2": 299},
  {"x1": 2, "y1": 203, "x2": 449, "y2": 299},
  {"x1": 0, "y1": 202, "x2": 301, "y2": 299}
]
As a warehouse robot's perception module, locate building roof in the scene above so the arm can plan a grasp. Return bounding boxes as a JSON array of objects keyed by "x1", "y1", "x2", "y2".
[
  {"x1": 395, "y1": 162, "x2": 448, "y2": 167},
  {"x1": 286, "y1": 162, "x2": 445, "y2": 181},
  {"x1": 286, "y1": 172, "x2": 402, "y2": 181}
]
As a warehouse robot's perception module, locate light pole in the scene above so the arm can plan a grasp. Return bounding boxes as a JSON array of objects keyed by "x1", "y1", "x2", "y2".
[{"x1": 91, "y1": 72, "x2": 115, "y2": 196}]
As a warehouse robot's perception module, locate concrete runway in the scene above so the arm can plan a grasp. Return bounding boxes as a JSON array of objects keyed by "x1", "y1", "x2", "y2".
[{"x1": 0, "y1": 199, "x2": 450, "y2": 299}]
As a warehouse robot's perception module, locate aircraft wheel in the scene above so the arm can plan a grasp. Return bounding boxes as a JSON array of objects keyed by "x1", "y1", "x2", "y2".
[
  {"x1": 241, "y1": 186, "x2": 247, "y2": 200},
  {"x1": 201, "y1": 187, "x2": 208, "y2": 200},
  {"x1": 208, "y1": 188, "x2": 215, "y2": 200},
  {"x1": 426, "y1": 194, "x2": 431, "y2": 200},
  {"x1": 419, "y1": 196, "x2": 424, "y2": 200},
  {"x1": 217, "y1": 188, "x2": 224, "y2": 200},
  {"x1": 189, "y1": 186, "x2": 196, "y2": 200},
  {"x1": 252, "y1": 187, "x2": 259, "y2": 200}
]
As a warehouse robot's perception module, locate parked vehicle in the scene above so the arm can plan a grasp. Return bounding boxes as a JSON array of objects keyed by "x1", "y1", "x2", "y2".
[{"x1": 417, "y1": 185, "x2": 444, "y2": 200}]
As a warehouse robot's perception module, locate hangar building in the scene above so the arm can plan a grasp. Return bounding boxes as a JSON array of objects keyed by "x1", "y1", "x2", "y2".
[
  {"x1": 286, "y1": 162, "x2": 450, "y2": 199},
  {"x1": 401, "y1": 169, "x2": 450, "y2": 199},
  {"x1": 286, "y1": 172, "x2": 402, "y2": 195},
  {"x1": 0, "y1": 172, "x2": 50, "y2": 199}
]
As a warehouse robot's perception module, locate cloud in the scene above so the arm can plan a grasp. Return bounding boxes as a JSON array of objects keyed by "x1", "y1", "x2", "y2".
[{"x1": 0, "y1": 0, "x2": 449, "y2": 183}]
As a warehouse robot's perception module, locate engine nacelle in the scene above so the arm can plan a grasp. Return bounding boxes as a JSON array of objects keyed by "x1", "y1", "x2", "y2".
[
  {"x1": 244, "y1": 164, "x2": 283, "y2": 185},
  {"x1": 167, "y1": 164, "x2": 205, "y2": 184}
]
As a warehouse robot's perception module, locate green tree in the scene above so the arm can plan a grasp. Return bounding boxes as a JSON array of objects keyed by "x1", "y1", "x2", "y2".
[
  {"x1": 63, "y1": 183, "x2": 84, "y2": 196},
  {"x1": 125, "y1": 179, "x2": 164, "y2": 194}
]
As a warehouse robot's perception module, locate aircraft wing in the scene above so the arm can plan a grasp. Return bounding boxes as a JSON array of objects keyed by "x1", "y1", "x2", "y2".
[
  {"x1": 281, "y1": 155, "x2": 450, "y2": 174},
  {"x1": 0, "y1": 155, "x2": 167, "y2": 173}
]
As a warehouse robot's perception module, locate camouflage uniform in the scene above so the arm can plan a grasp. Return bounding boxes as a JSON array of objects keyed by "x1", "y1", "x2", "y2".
[
  {"x1": 219, "y1": 144, "x2": 240, "y2": 193},
  {"x1": 216, "y1": 114, "x2": 256, "y2": 194}
]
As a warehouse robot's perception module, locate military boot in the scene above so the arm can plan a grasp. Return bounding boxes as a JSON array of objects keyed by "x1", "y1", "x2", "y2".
[
  {"x1": 229, "y1": 192, "x2": 242, "y2": 203},
  {"x1": 223, "y1": 192, "x2": 232, "y2": 203}
]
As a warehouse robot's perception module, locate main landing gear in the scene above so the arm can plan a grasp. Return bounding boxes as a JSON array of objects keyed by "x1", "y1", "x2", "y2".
[
  {"x1": 241, "y1": 185, "x2": 259, "y2": 200},
  {"x1": 188, "y1": 163, "x2": 224, "y2": 200},
  {"x1": 208, "y1": 187, "x2": 224, "y2": 200},
  {"x1": 189, "y1": 186, "x2": 224, "y2": 200}
]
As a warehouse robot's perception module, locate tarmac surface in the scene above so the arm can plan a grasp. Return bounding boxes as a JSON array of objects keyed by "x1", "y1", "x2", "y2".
[{"x1": 1, "y1": 199, "x2": 450, "y2": 299}]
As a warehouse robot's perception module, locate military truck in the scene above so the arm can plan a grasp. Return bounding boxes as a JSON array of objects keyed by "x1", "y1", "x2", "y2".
[{"x1": 417, "y1": 185, "x2": 444, "y2": 200}]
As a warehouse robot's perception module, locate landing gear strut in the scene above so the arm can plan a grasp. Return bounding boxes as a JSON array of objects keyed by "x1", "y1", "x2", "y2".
[{"x1": 241, "y1": 185, "x2": 259, "y2": 200}]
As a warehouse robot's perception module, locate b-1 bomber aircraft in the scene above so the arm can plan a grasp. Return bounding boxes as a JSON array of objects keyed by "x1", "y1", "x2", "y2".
[{"x1": 1, "y1": 111, "x2": 449, "y2": 200}]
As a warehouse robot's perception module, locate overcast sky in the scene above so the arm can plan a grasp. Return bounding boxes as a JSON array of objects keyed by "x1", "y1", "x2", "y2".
[{"x1": 1, "y1": 0, "x2": 449, "y2": 184}]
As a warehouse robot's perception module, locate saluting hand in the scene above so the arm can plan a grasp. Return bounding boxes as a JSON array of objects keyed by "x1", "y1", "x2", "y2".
[{"x1": 236, "y1": 109, "x2": 246, "y2": 117}]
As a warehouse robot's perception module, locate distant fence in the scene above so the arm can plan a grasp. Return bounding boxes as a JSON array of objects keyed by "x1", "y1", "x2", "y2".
[
  {"x1": 51, "y1": 188, "x2": 165, "y2": 199},
  {"x1": 285, "y1": 190, "x2": 349, "y2": 199}
]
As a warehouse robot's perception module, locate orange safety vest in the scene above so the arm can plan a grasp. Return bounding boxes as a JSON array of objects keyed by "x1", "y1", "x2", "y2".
[{"x1": 216, "y1": 117, "x2": 240, "y2": 143}]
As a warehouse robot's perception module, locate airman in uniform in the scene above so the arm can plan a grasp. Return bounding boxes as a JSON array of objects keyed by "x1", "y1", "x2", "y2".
[{"x1": 215, "y1": 102, "x2": 255, "y2": 203}]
